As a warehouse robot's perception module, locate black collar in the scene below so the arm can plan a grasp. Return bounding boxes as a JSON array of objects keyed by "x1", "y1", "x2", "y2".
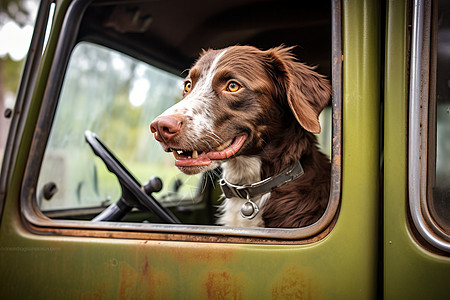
[{"x1": 219, "y1": 160, "x2": 304, "y2": 200}]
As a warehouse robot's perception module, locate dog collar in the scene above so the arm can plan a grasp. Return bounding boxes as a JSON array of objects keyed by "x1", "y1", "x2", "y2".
[{"x1": 219, "y1": 160, "x2": 304, "y2": 219}]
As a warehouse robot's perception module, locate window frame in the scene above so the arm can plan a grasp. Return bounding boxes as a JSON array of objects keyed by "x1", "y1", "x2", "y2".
[
  {"x1": 408, "y1": 0, "x2": 450, "y2": 252},
  {"x1": 0, "y1": 0, "x2": 55, "y2": 221},
  {"x1": 20, "y1": 0, "x2": 342, "y2": 243}
]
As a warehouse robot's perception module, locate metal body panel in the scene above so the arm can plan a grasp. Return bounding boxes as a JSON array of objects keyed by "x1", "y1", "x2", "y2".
[{"x1": 384, "y1": 0, "x2": 450, "y2": 299}]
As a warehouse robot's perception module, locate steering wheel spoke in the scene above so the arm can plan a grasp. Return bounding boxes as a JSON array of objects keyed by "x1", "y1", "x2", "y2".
[{"x1": 84, "y1": 130, "x2": 180, "y2": 223}]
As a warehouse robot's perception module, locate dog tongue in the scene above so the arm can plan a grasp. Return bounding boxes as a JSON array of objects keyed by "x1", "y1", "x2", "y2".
[
  {"x1": 175, "y1": 152, "x2": 212, "y2": 167},
  {"x1": 206, "y1": 134, "x2": 247, "y2": 160},
  {"x1": 174, "y1": 134, "x2": 247, "y2": 167}
]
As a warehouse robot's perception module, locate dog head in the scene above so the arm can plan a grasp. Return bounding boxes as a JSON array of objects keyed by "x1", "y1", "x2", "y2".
[{"x1": 150, "y1": 45, "x2": 331, "y2": 175}]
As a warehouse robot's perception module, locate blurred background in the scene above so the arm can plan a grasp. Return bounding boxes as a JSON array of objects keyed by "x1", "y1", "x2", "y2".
[{"x1": 0, "y1": 0, "x2": 38, "y2": 165}]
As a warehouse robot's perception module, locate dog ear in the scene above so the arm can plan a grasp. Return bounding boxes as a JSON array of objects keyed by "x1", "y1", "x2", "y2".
[{"x1": 266, "y1": 46, "x2": 331, "y2": 133}]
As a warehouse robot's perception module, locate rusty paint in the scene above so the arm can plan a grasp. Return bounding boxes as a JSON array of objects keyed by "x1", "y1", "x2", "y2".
[
  {"x1": 80, "y1": 284, "x2": 107, "y2": 299},
  {"x1": 141, "y1": 257, "x2": 149, "y2": 276},
  {"x1": 272, "y1": 267, "x2": 317, "y2": 300},
  {"x1": 203, "y1": 271, "x2": 243, "y2": 300},
  {"x1": 166, "y1": 243, "x2": 236, "y2": 265},
  {"x1": 26, "y1": 220, "x2": 337, "y2": 245},
  {"x1": 118, "y1": 259, "x2": 172, "y2": 300}
]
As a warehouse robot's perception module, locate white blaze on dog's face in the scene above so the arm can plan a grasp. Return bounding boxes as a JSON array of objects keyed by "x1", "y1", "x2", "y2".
[{"x1": 150, "y1": 46, "x2": 331, "y2": 175}]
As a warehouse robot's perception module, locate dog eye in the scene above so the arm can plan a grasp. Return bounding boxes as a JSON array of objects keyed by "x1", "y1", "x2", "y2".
[
  {"x1": 183, "y1": 81, "x2": 192, "y2": 95},
  {"x1": 226, "y1": 81, "x2": 241, "y2": 93}
]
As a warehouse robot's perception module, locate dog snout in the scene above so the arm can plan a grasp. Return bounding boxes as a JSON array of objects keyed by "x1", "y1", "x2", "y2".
[{"x1": 150, "y1": 115, "x2": 183, "y2": 142}]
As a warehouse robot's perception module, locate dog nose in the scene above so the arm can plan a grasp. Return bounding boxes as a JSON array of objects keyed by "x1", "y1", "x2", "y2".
[{"x1": 150, "y1": 115, "x2": 183, "y2": 142}]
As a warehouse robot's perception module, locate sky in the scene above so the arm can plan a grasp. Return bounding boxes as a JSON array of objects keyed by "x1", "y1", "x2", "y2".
[{"x1": 0, "y1": 0, "x2": 38, "y2": 61}]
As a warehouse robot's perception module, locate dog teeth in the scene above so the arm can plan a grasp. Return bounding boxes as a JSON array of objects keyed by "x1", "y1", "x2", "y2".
[
  {"x1": 172, "y1": 149, "x2": 199, "y2": 159},
  {"x1": 169, "y1": 139, "x2": 232, "y2": 160},
  {"x1": 215, "y1": 144, "x2": 226, "y2": 151},
  {"x1": 215, "y1": 140, "x2": 232, "y2": 151}
]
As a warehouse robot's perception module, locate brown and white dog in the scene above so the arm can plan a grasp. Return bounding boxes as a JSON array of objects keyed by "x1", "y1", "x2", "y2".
[{"x1": 150, "y1": 45, "x2": 331, "y2": 228}]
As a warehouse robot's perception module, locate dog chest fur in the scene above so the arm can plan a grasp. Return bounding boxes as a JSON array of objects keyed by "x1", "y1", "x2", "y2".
[{"x1": 218, "y1": 156, "x2": 268, "y2": 227}]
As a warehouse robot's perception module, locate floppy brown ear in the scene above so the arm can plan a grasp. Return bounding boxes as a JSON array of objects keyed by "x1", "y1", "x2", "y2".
[{"x1": 266, "y1": 46, "x2": 331, "y2": 133}]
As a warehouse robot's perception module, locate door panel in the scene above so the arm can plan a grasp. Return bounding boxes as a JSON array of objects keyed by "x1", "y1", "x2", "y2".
[
  {"x1": 384, "y1": 0, "x2": 450, "y2": 298},
  {"x1": 0, "y1": 0, "x2": 383, "y2": 298}
]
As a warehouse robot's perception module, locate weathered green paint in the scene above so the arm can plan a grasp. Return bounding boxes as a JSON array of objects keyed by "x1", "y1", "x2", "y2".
[
  {"x1": 383, "y1": 1, "x2": 450, "y2": 299},
  {"x1": 6, "y1": 0, "x2": 449, "y2": 299}
]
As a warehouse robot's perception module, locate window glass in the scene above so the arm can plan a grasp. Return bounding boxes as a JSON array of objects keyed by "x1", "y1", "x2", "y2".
[
  {"x1": 431, "y1": 0, "x2": 450, "y2": 232},
  {"x1": 37, "y1": 43, "x2": 202, "y2": 213}
]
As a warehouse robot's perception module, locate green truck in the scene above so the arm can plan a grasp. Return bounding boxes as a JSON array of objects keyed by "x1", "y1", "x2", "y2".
[{"x1": 1, "y1": 0, "x2": 449, "y2": 298}]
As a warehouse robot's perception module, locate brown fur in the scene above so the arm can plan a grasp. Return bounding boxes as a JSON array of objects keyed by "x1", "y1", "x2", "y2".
[
  {"x1": 214, "y1": 46, "x2": 331, "y2": 227},
  {"x1": 151, "y1": 45, "x2": 331, "y2": 228},
  {"x1": 256, "y1": 46, "x2": 331, "y2": 227}
]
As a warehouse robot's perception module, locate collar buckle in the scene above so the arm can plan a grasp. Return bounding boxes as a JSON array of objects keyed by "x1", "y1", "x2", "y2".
[
  {"x1": 219, "y1": 160, "x2": 304, "y2": 200},
  {"x1": 219, "y1": 178, "x2": 251, "y2": 199}
]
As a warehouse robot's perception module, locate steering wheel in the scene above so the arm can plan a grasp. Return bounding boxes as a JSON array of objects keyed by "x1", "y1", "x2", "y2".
[{"x1": 84, "y1": 130, "x2": 180, "y2": 223}]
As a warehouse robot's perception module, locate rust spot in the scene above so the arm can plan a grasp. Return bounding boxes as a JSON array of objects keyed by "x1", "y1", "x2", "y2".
[
  {"x1": 204, "y1": 271, "x2": 242, "y2": 300},
  {"x1": 168, "y1": 244, "x2": 237, "y2": 266},
  {"x1": 80, "y1": 283, "x2": 107, "y2": 299},
  {"x1": 119, "y1": 266, "x2": 136, "y2": 299},
  {"x1": 141, "y1": 257, "x2": 149, "y2": 276},
  {"x1": 118, "y1": 260, "x2": 172, "y2": 299},
  {"x1": 272, "y1": 267, "x2": 316, "y2": 300}
]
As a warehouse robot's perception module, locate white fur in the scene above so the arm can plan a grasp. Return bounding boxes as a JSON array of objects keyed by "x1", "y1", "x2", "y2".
[
  {"x1": 218, "y1": 156, "x2": 268, "y2": 227},
  {"x1": 159, "y1": 49, "x2": 269, "y2": 227},
  {"x1": 160, "y1": 49, "x2": 228, "y2": 143}
]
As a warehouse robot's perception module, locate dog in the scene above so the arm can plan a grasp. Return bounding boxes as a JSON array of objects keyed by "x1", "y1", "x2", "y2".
[{"x1": 150, "y1": 45, "x2": 331, "y2": 228}]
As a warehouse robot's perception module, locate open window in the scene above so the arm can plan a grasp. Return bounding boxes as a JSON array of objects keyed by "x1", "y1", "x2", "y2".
[
  {"x1": 22, "y1": 0, "x2": 341, "y2": 242},
  {"x1": 409, "y1": 0, "x2": 450, "y2": 252},
  {"x1": 38, "y1": 42, "x2": 208, "y2": 222}
]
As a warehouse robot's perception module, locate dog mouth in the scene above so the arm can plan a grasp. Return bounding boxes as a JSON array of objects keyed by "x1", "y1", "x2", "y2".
[{"x1": 169, "y1": 133, "x2": 248, "y2": 168}]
